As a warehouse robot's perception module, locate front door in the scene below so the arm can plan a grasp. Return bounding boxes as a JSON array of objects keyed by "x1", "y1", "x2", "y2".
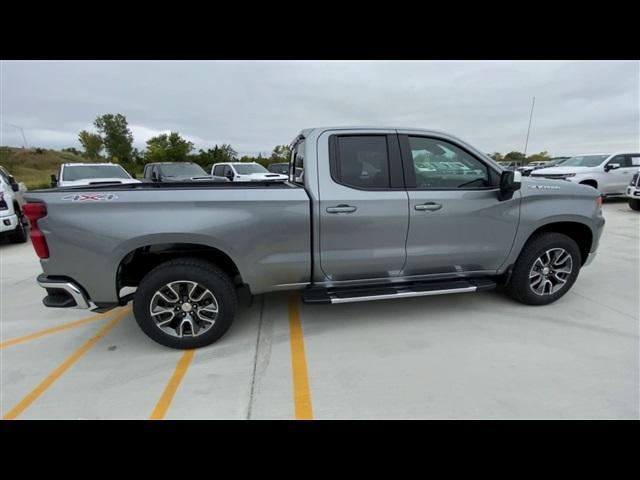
[
  {"x1": 399, "y1": 134, "x2": 520, "y2": 276},
  {"x1": 318, "y1": 131, "x2": 409, "y2": 281}
]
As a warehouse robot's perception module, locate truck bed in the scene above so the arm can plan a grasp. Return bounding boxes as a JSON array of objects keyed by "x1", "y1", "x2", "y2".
[{"x1": 25, "y1": 182, "x2": 311, "y2": 305}]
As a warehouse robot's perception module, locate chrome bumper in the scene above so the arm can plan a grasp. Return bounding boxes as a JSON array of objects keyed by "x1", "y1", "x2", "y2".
[{"x1": 37, "y1": 276, "x2": 91, "y2": 309}]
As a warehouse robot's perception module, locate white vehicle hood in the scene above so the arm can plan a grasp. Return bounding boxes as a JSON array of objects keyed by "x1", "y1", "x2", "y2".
[
  {"x1": 532, "y1": 166, "x2": 592, "y2": 175},
  {"x1": 240, "y1": 173, "x2": 287, "y2": 181},
  {"x1": 60, "y1": 178, "x2": 141, "y2": 187}
]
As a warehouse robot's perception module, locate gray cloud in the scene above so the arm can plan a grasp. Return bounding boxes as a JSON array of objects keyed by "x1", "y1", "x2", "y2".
[{"x1": 1, "y1": 60, "x2": 638, "y2": 156}]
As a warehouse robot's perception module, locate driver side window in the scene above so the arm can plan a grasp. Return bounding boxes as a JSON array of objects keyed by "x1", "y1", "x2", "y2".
[
  {"x1": 608, "y1": 155, "x2": 629, "y2": 168},
  {"x1": 408, "y1": 136, "x2": 493, "y2": 189}
]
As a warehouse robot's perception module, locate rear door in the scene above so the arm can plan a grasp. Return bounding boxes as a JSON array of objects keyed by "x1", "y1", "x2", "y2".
[
  {"x1": 399, "y1": 133, "x2": 519, "y2": 276},
  {"x1": 605, "y1": 155, "x2": 635, "y2": 193},
  {"x1": 317, "y1": 130, "x2": 409, "y2": 281}
]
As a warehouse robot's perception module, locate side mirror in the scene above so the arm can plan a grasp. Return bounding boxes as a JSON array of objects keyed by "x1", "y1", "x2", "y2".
[
  {"x1": 226, "y1": 173, "x2": 234, "y2": 181},
  {"x1": 498, "y1": 170, "x2": 521, "y2": 201},
  {"x1": 604, "y1": 163, "x2": 620, "y2": 172},
  {"x1": 151, "y1": 172, "x2": 158, "y2": 182},
  {"x1": 50, "y1": 174, "x2": 58, "y2": 188}
]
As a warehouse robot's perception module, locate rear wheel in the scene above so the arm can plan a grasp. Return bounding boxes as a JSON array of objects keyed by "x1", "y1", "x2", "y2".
[
  {"x1": 133, "y1": 258, "x2": 237, "y2": 349},
  {"x1": 505, "y1": 232, "x2": 581, "y2": 305},
  {"x1": 8, "y1": 208, "x2": 28, "y2": 244},
  {"x1": 629, "y1": 198, "x2": 640, "y2": 211}
]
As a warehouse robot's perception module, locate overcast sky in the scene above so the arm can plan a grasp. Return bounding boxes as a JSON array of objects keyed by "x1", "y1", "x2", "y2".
[{"x1": 1, "y1": 60, "x2": 638, "y2": 156}]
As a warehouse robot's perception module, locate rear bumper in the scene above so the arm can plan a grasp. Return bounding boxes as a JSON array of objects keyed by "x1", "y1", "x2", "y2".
[{"x1": 37, "y1": 274, "x2": 91, "y2": 309}]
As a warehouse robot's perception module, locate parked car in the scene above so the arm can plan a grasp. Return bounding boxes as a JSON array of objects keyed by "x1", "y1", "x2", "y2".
[
  {"x1": 24, "y1": 126, "x2": 604, "y2": 349},
  {"x1": 531, "y1": 153, "x2": 640, "y2": 196},
  {"x1": 497, "y1": 161, "x2": 522, "y2": 170},
  {"x1": 211, "y1": 162, "x2": 288, "y2": 182},
  {"x1": 52, "y1": 163, "x2": 141, "y2": 188},
  {"x1": 0, "y1": 166, "x2": 28, "y2": 243},
  {"x1": 518, "y1": 161, "x2": 548, "y2": 176},
  {"x1": 267, "y1": 163, "x2": 290, "y2": 175},
  {"x1": 142, "y1": 162, "x2": 227, "y2": 183},
  {"x1": 626, "y1": 170, "x2": 640, "y2": 211}
]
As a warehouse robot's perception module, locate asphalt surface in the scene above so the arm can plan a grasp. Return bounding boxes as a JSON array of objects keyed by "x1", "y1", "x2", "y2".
[{"x1": 1, "y1": 200, "x2": 638, "y2": 419}]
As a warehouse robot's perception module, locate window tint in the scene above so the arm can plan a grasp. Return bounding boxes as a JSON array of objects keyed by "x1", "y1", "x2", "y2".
[
  {"x1": 608, "y1": 155, "x2": 629, "y2": 167},
  {"x1": 334, "y1": 136, "x2": 390, "y2": 189},
  {"x1": 408, "y1": 137, "x2": 490, "y2": 188},
  {"x1": 213, "y1": 165, "x2": 224, "y2": 176}
]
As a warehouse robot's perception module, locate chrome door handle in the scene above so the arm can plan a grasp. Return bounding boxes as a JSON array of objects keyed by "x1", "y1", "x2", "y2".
[
  {"x1": 326, "y1": 204, "x2": 357, "y2": 214},
  {"x1": 415, "y1": 202, "x2": 442, "y2": 211}
]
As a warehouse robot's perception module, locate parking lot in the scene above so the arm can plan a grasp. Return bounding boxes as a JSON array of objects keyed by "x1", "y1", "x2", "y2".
[{"x1": 0, "y1": 200, "x2": 638, "y2": 419}]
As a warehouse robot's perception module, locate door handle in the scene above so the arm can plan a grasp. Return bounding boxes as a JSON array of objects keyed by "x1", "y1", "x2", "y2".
[
  {"x1": 326, "y1": 204, "x2": 357, "y2": 214},
  {"x1": 415, "y1": 202, "x2": 442, "y2": 211}
]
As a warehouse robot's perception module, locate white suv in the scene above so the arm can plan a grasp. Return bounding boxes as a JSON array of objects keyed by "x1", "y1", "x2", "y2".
[
  {"x1": 626, "y1": 170, "x2": 640, "y2": 211},
  {"x1": 0, "y1": 166, "x2": 28, "y2": 243},
  {"x1": 531, "y1": 152, "x2": 640, "y2": 196}
]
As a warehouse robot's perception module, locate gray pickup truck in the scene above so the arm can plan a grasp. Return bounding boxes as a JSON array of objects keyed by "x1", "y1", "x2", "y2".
[{"x1": 24, "y1": 127, "x2": 605, "y2": 349}]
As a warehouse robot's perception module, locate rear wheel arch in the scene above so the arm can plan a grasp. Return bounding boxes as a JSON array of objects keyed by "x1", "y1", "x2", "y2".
[{"x1": 116, "y1": 242, "x2": 245, "y2": 300}]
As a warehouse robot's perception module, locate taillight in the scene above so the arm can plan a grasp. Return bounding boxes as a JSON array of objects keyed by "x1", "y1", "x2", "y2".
[
  {"x1": 22, "y1": 202, "x2": 49, "y2": 259},
  {"x1": 596, "y1": 195, "x2": 603, "y2": 209}
]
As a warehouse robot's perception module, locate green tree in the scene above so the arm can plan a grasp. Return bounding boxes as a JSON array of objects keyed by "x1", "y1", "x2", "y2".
[
  {"x1": 78, "y1": 130, "x2": 104, "y2": 159},
  {"x1": 94, "y1": 113, "x2": 134, "y2": 162},
  {"x1": 145, "y1": 132, "x2": 194, "y2": 164},
  {"x1": 526, "y1": 151, "x2": 551, "y2": 164},
  {"x1": 504, "y1": 151, "x2": 526, "y2": 163},
  {"x1": 270, "y1": 144, "x2": 291, "y2": 163},
  {"x1": 489, "y1": 152, "x2": 503, "y2": 162}
]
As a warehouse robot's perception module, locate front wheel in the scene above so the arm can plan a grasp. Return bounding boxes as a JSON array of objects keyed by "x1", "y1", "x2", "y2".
[
  {"x1": 505, "y1": 232, "x2": 581, "y2": 305},
  {"x1": 629, "y1": 198, "x2": 640, "y2": 211},
  {"x1": 133, "y1": 258, "x2": 237, "y2": 349}
]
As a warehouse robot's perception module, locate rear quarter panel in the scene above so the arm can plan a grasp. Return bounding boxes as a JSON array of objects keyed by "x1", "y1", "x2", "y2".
[{"x1": 25, "y1": 186, "x2": 311, "y2": 303}]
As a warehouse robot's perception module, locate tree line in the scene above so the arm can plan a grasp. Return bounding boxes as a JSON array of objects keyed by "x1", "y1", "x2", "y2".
[
  {"x1": 74, "y1": 113, "x2": 291, "y2": 173},
  {"x1": 488, "y1": 151, "x2": 555, "y2": 164}
]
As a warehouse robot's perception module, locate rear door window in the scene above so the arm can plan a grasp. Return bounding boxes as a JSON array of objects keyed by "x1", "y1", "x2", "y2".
[{"x1": 331, "y1": 135, "x2": 390, "y2": 189}]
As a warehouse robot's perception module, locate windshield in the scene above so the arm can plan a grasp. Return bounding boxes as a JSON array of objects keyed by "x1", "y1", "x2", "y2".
[
  {"x1": 63, "y1": 165, "x2": 130, "y2": 181},
  {"x1": 160, "y1": 163, "x2": 206, "y2": 177},
  {"x1": 561, "y1": 155, "x2": 610, "y2": 167},
  {"x1": 233, "y1": 163, "x2": 268, "y2": 174}
]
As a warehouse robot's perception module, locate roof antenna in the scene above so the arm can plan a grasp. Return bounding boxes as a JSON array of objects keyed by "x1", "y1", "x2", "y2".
[{"x1": 523, "y1": 96, "x2": 535, "y2": 157}]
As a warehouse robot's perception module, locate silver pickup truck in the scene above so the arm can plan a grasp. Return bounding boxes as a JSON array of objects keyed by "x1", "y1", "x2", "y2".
[{"x1": 24, "y1": 127, "x2": 605, "y2": 349}]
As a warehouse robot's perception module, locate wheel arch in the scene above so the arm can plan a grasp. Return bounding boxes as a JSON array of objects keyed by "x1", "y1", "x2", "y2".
[
  {"x1": 116, "y1": 242, "x2": 245, "y2": 300},
  {"x1": 525, "y1": 221, "x2": 593, "y2": 265}
]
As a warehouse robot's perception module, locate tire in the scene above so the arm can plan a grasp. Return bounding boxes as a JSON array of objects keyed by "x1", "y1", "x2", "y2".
[
  {"x1": 133, "y1": 258, "x2": 237, "y2": 349},
  {"x1": 505, "y1": 232, "x2": 581, "y2": 306},
  {"x1": 629, "y1": 198, "x2": 640, "y2": 211},
  {"x1": 8, "y1": 208, "x2": 28, "y2": 244}
]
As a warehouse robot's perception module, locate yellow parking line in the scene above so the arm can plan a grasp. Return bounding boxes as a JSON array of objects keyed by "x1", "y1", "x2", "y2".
[
  {"x1": 2, "y1": 307, "x2": 130, "y2": 420},
  {"x1": 288, "y1": 292, "x2": 314, "y2": 420},
  {"x1": 0, "y1": 311, "x2": 114, "y2": 349},
  {"x1": 150, "y1": 350, "x2": 195, "y2": 420}
]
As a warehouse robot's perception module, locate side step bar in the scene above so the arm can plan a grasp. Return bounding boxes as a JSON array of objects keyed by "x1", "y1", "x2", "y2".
[{"x1": 302, "y1": 278, "x2": 496, "y2": 305}]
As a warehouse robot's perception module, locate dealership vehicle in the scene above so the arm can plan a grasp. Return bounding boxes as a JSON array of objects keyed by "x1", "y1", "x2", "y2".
[
  {"x1": 24, "y1": 127, "x2": 605, "y2": 349},
  {"x1": 520, "y1": 157, "x2": 571, "y2": 177},
  {"x1": 0, "y1": 166, "x2": 28, "y2": 243},
  {"x1": 142, "y1": 162, "x2": 227, "y2": 183},
  {"x1": 497, "y1": 161, "x2": 522, "y2": 170},
  {"x1": 531, "y1": 153, "x2": 640, "y2": 196},
  {"x1": 211, "y1": 162, "x2": 288, "y2": 182},
  {"x1": 267, "y1": 163, "x2": 290, "y2": 175},
  {"x1": 626, "y1": 170, "x2": 640, "y2": 211},
  {"x1": 52, "y1": 163, "x2": 141, "y2": 188}
]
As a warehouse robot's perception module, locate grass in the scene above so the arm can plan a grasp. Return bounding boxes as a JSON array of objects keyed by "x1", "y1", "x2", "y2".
[{"x1": 0, "y1": 147, "x2": 103, "y2": 189}]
